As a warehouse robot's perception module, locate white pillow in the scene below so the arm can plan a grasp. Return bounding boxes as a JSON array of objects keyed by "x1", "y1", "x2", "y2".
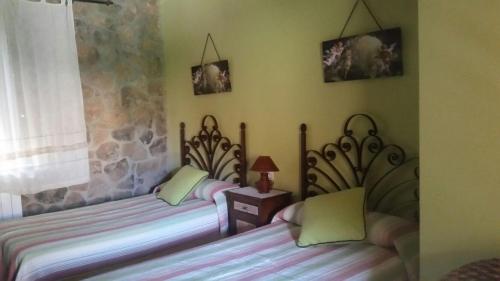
[{"x1": 272, "y1": 201, "x2": 304, "y2": 225}]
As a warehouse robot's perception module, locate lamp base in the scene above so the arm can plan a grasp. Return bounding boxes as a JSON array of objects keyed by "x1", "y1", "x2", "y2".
[{"x1": 256, "y1": 172, "x2": 273, "y2": 193}]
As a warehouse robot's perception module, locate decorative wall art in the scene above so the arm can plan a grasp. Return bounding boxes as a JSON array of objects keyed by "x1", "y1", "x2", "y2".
[
  {"x1": 191, "y1": 60, "x2": 232, "y2": 95},
  {"x1": 322, "y1": 0, "x2": 403, "y2": 83},
  {"x1": 191, "y1": 34, "x2": 232, "y2": 95},
  {"x1": 322, "y1": 28, "x2": 403, "y2": 82}
]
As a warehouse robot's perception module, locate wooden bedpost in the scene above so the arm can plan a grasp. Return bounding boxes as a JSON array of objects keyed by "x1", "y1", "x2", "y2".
[
  {"x1": 180, "y1": 122, "x2": 187, "y2": 165},
  {"x1": 300, "y1": 124, "x2": 308, "y2": 200},
  {"x1": 239, "y1": 122, "x2": 247, "y2": 187}
]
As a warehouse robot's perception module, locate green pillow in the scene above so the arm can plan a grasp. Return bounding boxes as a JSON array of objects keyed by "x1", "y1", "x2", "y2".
[
  {"x1": 297, "y1": 187, "x2": 366, "y2": 247},
  {"x1": 157, "y1": 165, "x2": 209, "y2": 206}
]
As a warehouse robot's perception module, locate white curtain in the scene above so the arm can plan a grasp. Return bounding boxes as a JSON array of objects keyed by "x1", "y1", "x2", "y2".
[{"x1": 0, "y1": 0, "x2": 89, "y2": 195}]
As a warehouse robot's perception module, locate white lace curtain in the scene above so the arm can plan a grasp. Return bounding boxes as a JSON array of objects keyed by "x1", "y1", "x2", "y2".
[{"x1": 0, "y1": 0, "x2": 89, "y2": 195}]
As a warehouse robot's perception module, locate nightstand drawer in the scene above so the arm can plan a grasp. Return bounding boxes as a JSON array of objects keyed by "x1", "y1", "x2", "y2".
[
  {"x1": 234, "y1": 201, "x2": 258, "y2": 215},
  {"x1": 226, "y1": 186, "x2": 292, "y2": 235}
]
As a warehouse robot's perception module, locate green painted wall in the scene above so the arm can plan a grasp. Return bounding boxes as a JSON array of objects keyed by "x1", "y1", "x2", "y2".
[
  {"x1": 159, "y1": 0, "x2": 419, "y2": 194},
  {"x1": 419, "y1": 0, "x2": 500, "y2": 279}
]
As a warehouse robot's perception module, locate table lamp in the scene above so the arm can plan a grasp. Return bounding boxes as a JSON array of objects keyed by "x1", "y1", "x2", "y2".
[{"x1": 250, "y1": 156, "x2": 279, "y2": 193}]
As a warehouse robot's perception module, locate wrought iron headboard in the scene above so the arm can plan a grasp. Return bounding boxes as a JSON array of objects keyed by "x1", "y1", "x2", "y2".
[
  {"x1": 300, "y1": 114, "x2": 419, "y2": 220},
  {"x1": 180, "y1": 115, "x2": 247, "y2": 187}
]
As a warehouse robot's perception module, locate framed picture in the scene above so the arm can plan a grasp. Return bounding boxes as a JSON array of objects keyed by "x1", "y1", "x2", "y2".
[
  {"x1": 191, "y1": 60, "x2": 232, "y2": 95},
  {"x1": 322, "y1": 27, "x2": 403, "y2": 83}
]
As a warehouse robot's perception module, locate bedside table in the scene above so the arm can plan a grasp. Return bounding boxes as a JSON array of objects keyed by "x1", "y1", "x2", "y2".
[{"x1": 226, "y1": 186, "x2": 292, "y2": 235}]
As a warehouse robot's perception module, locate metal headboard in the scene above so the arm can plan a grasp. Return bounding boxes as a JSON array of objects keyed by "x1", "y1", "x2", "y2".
[
  {"x1": 180, "y1": 115, "x2": 247, "y2": 187},
  {"x1": 300, "y1": 114, "x2": 419, "y2": 220}
]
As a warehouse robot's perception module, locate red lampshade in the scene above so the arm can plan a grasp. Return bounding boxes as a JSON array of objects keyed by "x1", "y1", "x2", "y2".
[{"x1": 250, "y1": 156, "x2": 279, "y2": 172}]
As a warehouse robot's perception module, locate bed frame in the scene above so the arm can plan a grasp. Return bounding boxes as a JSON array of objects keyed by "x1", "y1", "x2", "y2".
[
  {"x1": 300, "y1": 114, "x2": 419, "y2": 220},
  {"x1": 180, "y1": 115, "x2": 247, "y2": 187}
]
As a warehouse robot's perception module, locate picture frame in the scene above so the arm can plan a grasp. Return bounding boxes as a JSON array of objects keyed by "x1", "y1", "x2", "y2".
[
  {"x1": 322, "y1": 27, "x2": 403, "y2": 83},
  {"x1": 191, "y1": 60, "x2": 232, "y2": 95}
]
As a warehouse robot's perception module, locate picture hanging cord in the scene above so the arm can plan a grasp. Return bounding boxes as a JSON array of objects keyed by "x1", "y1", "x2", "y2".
[
  {"x1": 338, "y1": 0, "x2": 384, "y2": 39},
  {"x1": 200, "y1": 33, "x2": 222, "y2": 66}
]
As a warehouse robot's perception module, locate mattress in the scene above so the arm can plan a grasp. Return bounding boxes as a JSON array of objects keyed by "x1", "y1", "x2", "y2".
[
  {"x1": 82, "y1": 221, "x2": 409, "y2": 281},
  {"x1": 0, "y1": 194, "x2": 228, "y2": 281}
]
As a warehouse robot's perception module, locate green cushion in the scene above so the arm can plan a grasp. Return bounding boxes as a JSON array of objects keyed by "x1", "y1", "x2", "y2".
[
  {"x1": 157, "y1": 165, "x2": 209, "y2": 206},
  {"x1": 297, "y1": 187, "x2": 367, "y2": 247}
]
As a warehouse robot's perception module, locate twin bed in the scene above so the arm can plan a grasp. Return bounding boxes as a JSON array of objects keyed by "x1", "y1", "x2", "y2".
[
  {"x1": 0, "y1": 116, "x2": 246, "y2": 281},
  {"x1": 0, "y1": 114, "x2": 419, "y2": 281}
]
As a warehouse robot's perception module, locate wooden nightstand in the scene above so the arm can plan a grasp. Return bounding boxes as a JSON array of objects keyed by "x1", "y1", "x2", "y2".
[{"x1": 226, "y1": 186, "x2": 292, "y2": 235}]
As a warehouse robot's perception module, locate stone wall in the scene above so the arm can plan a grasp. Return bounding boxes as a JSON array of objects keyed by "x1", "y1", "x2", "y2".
[{"x1": 22, "y1": 0, "x2": 167, "y2": 216}]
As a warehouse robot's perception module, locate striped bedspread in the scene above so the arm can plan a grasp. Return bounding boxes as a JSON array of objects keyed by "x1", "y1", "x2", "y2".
[
  {"x1": 0, "y1": 194, "x2": 228, "y2": 281},
  {"x1": 84, "y1": 221, "x2": 408, "y2": 281}
]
